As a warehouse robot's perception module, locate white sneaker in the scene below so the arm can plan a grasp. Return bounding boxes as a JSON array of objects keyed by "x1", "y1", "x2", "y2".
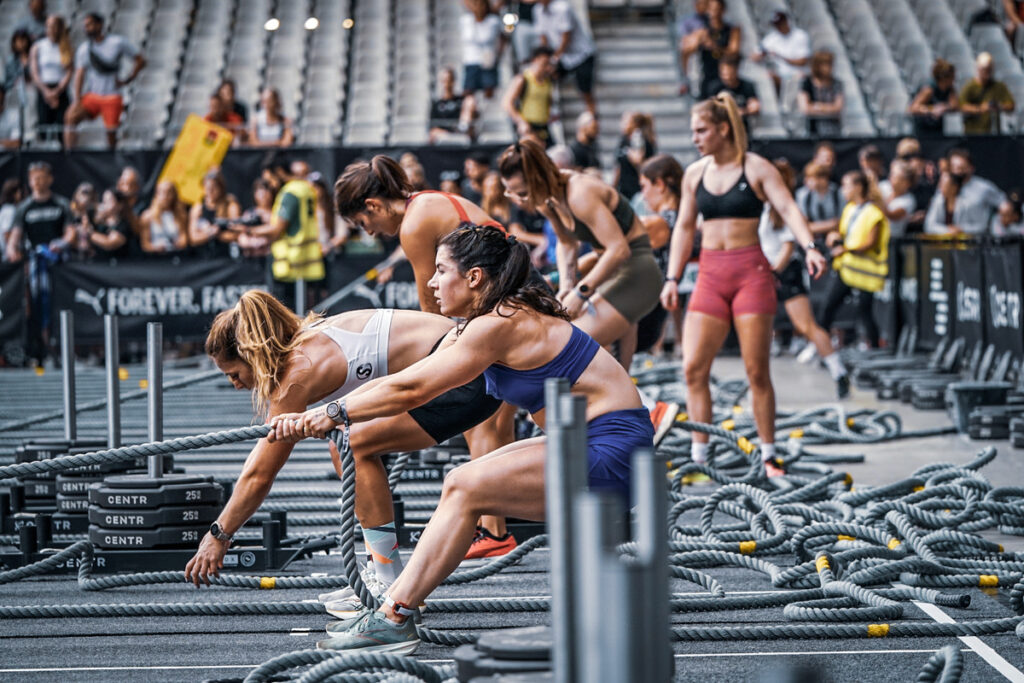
[
  {"x1": 324, "y1": 571, "x2": 389, "y2": 619},
  {"x1": 796, "y1": 344, "x2": 819, "y2": 364},
  {"x1": 318, "y1": 564, "x2": 376, "y2": 604}
]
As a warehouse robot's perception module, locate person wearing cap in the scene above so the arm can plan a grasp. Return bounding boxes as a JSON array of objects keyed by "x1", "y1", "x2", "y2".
[
  {"x1": 752, "y1": 9, "x2": 810, "y2": 107},
  {"x1": 959, "y1": 52, "x2": 1015, "y2": 134}
]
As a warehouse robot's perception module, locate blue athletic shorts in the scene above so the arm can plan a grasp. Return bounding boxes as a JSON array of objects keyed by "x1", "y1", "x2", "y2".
[{"x1": 586, "y1": 408, "x2": 655, "y2": 501}]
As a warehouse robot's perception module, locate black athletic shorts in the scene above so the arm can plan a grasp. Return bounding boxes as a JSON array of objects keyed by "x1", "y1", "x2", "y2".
[
  {"x1": 408, "y1": 336, "x2": 502, "y2": 443},
  {"x1": 775, "y1": 259, "x2": 808, "y2": 302}
]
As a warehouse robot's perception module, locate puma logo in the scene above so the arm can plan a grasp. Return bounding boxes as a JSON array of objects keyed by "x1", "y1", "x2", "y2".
[
  {"x1": 738, "y1": 182, "x2": 748, "y2": 191},
  {"x1": 74, "y1": 288, "x2": 106, "y2": 316}
]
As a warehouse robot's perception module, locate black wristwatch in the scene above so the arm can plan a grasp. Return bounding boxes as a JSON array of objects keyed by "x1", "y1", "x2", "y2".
[
  {"x1": 805, "y1": 242, "x2": 820, "y2": 252},
  {"x1": 574, "y1": 284, "x2": 590, "y2": 300},
  {"x1": 326, "y1": 399, "x2": 351, "y2": 427},
  {"x1": 210, "y1": 521, "x2": 232, "y2": 542}
]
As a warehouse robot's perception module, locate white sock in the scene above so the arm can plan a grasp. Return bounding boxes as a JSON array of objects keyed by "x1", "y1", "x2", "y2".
[
  {"x1": 636, "y1": 386, "x2": 656, "y2": 412},
  {"x1": 823, "y1": 352, "x2": 846, "y2": 380},
  {"x1": 761, "y1": 442, "x2": 776, "y2": 464},
  {"x1": 691, "y1": 441, "x2": 708, "y2": 464}
]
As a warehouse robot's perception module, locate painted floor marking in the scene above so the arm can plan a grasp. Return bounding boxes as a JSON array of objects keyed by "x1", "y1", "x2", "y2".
[{"x1": 911, "y1": 600, "x2": 1024, "y2": 683}]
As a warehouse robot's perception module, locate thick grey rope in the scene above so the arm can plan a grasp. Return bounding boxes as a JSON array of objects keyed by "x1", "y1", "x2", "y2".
[{"x1": 917, "y1": 645, "x2": 964, "y2": 683}]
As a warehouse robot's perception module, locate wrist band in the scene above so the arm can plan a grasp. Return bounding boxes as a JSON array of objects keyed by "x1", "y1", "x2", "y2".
[
  {"x1": 384, "y1": 594, "x2": 417, "y2": 617},
  {"x1": 666, "y1": 276, "x2": 679, "y2": 284},
  {"x1": 574, "y1": 288, "x2": 590, "y2": 301}
]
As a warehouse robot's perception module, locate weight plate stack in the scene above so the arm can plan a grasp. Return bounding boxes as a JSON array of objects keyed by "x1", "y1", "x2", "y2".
[
  {"x1": 55, "y1": 473, "x2": 105, "y2": 514},
  {"x1": 1009, "y1": 416, "x2": 1024, "y2": 448},
  {"x1": 455, "y1": 626, "x2": 552, "y2": 682},
  {"x1": 87, "y1": 473, "x2": 223, "y2": 549},
  {"x1": 967, "y1": 424, "x2": 1009, "y2": 441}
]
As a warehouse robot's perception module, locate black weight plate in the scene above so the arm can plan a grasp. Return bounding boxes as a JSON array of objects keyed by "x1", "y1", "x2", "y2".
[
  {"x1": 88, "y1": 503, "x2": 218, "y2": 529},
  {"x1": 476, "y1": 626, "x2": 552, "y2": 661},
  {"x1": 911, "y1": 397, "x2": 945, "y2": 410},
  {"x1": 56, "y1": 474, "x2": 105, "y2": 495},
  {"x1": 20, "y1": 478, "x2": 56, "y2": 498},
  {"x1": 15, "y1": 439, "x2": 108, "y2": 462},
  {"x1": 455, "y1": 645, "x2": 551, "y2": 681},
  {"x1": 968, "y1": 414, "x2": 1010, "y2": 428},
  {"x1": 88, "y1": 475, "x2": 222, "y2": 509},
  {"x1": 56, "y1": 494, "x2": 90, "y2": 513},
  {"x1": 1010, "y1": 416, "x2": 1024, "y2": 433},
  {"x1": 968, "y1": 425, "x2": 1009, "y2": 441},
  {"x1": 1011, "y1": 434, "x2": 1024, "y2": 448},
  {"x1": 88, "y1": 523, "x2": 208, "y2": 549}
]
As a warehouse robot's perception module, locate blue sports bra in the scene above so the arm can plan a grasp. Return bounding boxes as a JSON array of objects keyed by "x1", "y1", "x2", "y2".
[{"x1": 483, "y1": 325, "x2": 600, "y2": 414}]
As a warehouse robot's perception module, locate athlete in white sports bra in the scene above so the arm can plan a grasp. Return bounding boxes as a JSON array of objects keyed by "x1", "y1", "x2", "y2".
[{"x1": 185, "y1": 292, "x2": 502, "y2": 613}]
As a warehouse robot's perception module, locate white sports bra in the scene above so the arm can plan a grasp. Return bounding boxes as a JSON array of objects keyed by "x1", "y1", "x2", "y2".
[{"x1": 312, "y1": 309, "x2": 394, "y2": 402}]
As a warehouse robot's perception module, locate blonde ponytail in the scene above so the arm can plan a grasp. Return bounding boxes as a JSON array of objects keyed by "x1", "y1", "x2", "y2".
[
  {"x1": 693, "y1": 93, "x2": 747, "y2": 163},
  {"x1": 205, "y1": 290, "x2": 322, "y2": 417}
]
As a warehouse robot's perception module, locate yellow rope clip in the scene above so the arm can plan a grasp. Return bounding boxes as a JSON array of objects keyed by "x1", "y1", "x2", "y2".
[
  {"x1": 721, "y1": 419, "x2": 735, "y2": 431},
  {"x1": 837, "y1": 534, "x2": 856, "y2": 542},
  {"x1": 118, "y1": 367, "x2": 129, "y2": 381},
  {"x1": 259, "y1": 577, "x2": 277, "y2": 589},
  {"x1": 366, "y1": 268, "x2": 378, "y2": 280},
  {"x1": 887, "y1": 539, "x2": 902, "y2": 550},
  {"x1": 676, "y1": 412, "x2": 689, "y2": 422},
  {"x1": 788, "y1": 429, "x2": 804, "y2": 439},
  {"x1": 139, "y1": 379, "x2": 149, "y2": 389},
  {"x1": 866, "y1": 624, "x2": 890, "y2": 637},
  {"x1": 738, "y1": 540, "x2": 756, "y2": 554},
  {"x1": 979, "y1": 575, "x2": 999, "y2": 587},
  {"x1": 732, "y1": 405, "x2": 743, "y2": 414},
  {"x1": 913, "y1": 486, "x2": 925, "y2": 492},
  {"x1": 846, "y1": 417, "x2": 855, "y2": 427},
  {"x1": 844, "y1": 473, "x2": 853, "y2": 486},
  {"x1": 736, "y1": 436, "x2": 754, "y2": 454},
  {"x1": 815, "y1": 556, "x2": 830, "y2": 572}
]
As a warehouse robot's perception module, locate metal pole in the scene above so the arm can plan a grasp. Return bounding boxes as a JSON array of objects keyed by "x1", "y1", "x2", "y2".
[
  {"x1": 147, "y1": 322, "x2": 163, "y2": 478},
  {"x1": 632, "y1": 448, "x2": 672, "y2": 683},
  {"x1": 574, "y1": 491, "x2": 629, "y2": 683},
  {"x1": 295, "y1": 278, "x2": 306, "y2": 314},
  {"x1": 59, "y1": 310, "x2": 76, "y2": 442},
  {"x1": 543, "y1": 378, "x2": 572, "y2": 683},
  {"x1": 104, "y1": 315, "x2": 120, "y2": 449}
]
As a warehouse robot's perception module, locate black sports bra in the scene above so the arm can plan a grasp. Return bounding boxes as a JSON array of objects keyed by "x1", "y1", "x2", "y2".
[{"x1": 695, "y1": 159, "x2": 763, "y2": 221}]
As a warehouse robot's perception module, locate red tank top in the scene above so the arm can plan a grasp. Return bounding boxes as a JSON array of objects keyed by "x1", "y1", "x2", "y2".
[{"x1": 406, "y1": 190, "x2": 506, "y2": 231}]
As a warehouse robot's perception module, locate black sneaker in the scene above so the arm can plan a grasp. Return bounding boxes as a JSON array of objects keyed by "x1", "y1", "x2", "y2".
[{"x1": 836, "y1": 374, "x2": 851, "y2": 399}]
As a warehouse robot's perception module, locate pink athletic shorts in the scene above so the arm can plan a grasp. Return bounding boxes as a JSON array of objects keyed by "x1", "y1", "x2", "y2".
[{"x1": 688, "y1": 244, "x2": 778, "y2": 320}]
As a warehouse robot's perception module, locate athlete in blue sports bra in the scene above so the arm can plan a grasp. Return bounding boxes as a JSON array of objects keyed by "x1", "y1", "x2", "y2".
[{"x1": 271, "y1": 224, "x2": 654, "y2": 654}]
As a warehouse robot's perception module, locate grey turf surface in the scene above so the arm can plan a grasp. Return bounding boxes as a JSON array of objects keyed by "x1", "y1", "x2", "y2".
[{"x1": 2, "y1": 356, "x2": 1024, "y2": 681}]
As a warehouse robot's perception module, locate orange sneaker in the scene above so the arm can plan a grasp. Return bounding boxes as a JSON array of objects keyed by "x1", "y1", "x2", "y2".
[
  {"x1": 464, "y1": 527, "x2": 518, "y2": 560},
  {"x1": 764, "y1": 460, "x2": 786, "y2": 478},
  {"x1": 650, "y1": 401, "x2": 680, "y2": 446}
]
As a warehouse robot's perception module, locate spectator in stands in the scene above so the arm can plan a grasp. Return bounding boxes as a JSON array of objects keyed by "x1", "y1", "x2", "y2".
[
  {"x1": 569, "y1": 110, "x2": 600, "y2": 172},
  {"x1": 115, "y1": 165, "x2": 142, "y2": 217},
  {"x1": 480, "y1": 170, "x2": 512, "y2": 226},
  {"x1": 4, "y1": 30, "x2": 33, "y2": 120},
  {"x1": 695, "y1": 0, "x2": 740, "y2": 100},
  {"x1": 821, "y1": 170, "x2": 890, "y2": 349},
  {"x1": 204, "y1": 91, "x2": 245, "y2": 143},
  {"x1": 893, "y1": 137, "x2": 934, "y2": 228},
  {"x1": 532, "y1": 0, "x2": 597, "y2": 115},
  {"x1": 87, "y1": 188, "x2": 131, "y2": 260},
  {"x1": 702, "y1": 54, "x2": 759, "y2": 132},
  {"x1": 0, "y1": 87, "x2": 21, "y2": 148},
  {"x1": 218, "y1": 79, "x2": 247, "y2": 125},
  {"x1": 0, "y1": 179, "x2": 24, "y2": 262},
  {"x1": 879, "y1": 160, "x2": 917, "y2": 238},
  {"x1": 439, "y1": 170, "x2": 462, "y2": 196},
  {"x1": 189, "y1": 168, "x2": 241, "y2": 258},
  {"x1": 236, "y1": 179, "x2": 275, "y2": 258},
  {"x1": 429, "y1": 66, "x2": 468, "y2": 143},
  {"x1": 857, "y1": 144, "x2": 886, "y2": 184},
  {"x1": 932, "y1": 147, "x2": 1005, "y2": 234},
  {"x1": 68, "y1": 181, "x2": 97, "y2": 257},
  {"x1": 991, "y1": 191, "x2": 1024, "y2": 235},
  {"x1": 400, "y1": 152, "x2": 430, "y2": 191},
  {"x1": 614, "y1": 111, "x2": 656, "y2": 202},
  {"x1": 677, "y1": 0, "x2": 708, "y2": 96},
  {"x1": 5, "y1": 161, "x2": 73, "y2": 364},
  {"x1": 795, "y1": 161, "x2": 842, "y2": 238},
  {"x1": 752, "y1": 10, "x2": 810, "y2": 102},
  {"x1": 248, "y1": 87, "x2": 294, "y2": 148},
  {"x1": 909, "y1": 59, "x2": 958, "y2": 137},
  {"x1": 1004, "y1": 0, "x2": 1024, "y2": 54},
  {"x1": 811, "y1": 140, "x2": 836, "y2": 179},
  {"x1": 502, "y1": 45, "x2": 556, "y2": 145},
  {"x1": 13, "y1": 0, "x2": 47, "y2": 42},
  {"x1": 29, "y1": 14, "x2": 71, "y2": 145},
  {"x1": 460, "y1": 0, "x2": 505, "y2": 133},
  {"x1": 798, "y1": 51, "x2": 843, "y2": 137},
  {"x1": 139, "y1": 180, "x2": 188, "y2": 254},
  {"x1": 309, "y1": 171, "x2": 345, "y2": 257},
  {"x1": 924, "y1": 171, "x2": 965, "y2": 235},
  {"x1": 461, "y1": 151, "x2": 491, "y2": 204},
  {"x1": 65, "y1": 13, "x2": 145, "y2": 150},
  {"x1": 960, "y1": 52, "x2": 1015, "y2": 134}
]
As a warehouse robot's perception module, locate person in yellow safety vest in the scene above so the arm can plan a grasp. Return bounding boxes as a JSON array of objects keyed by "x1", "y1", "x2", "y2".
[
  {"x1": 262, "y1": 163, "x2": 325, "y2": 284},
  {"x1": 819, "y1": 169, "x2": 890, "y2": 348}
]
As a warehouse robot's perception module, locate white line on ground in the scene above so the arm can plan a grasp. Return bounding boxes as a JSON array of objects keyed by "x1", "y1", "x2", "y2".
[
  {"x1": 674, "y1": 648, "x2": 973, "y2": 658},
  {"x1": 911, "y1": 600, "x2": 1024, "y2": 683},
  {"x1": 0, "y1": 660, "x2": 461, "y2": 674}
]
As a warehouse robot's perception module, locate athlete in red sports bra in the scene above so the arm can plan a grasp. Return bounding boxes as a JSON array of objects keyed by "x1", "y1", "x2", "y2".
[
  {"x1": 333, "y1": 156, "x2": 517, "y2": 558},
  {"x1": 661, "y1": 94, "x2": 826, "y2": 478}
]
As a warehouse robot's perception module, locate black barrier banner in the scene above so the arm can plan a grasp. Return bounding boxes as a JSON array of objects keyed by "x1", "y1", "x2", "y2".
[
  {"x1": 898, "y1": 242, "x2": 919, "y2": 348},
  {"x1": 872, "y1": 245, "x2": 900, "y2": 345},
  {"x1": 51, "y1": 258, "x2": 267, "y2": 343},
  {"x1": 917, "y1": 242, "x2": 955, "y2": 350},
  {"x1": 982, "y1": 241, "x2": 1024, "y2": 356},
  {"x1": 321, "y1": 252, "x2": 420, "y2": 315},
  {"x1": 952, "y1": 247, "x2": 986, "y2": 350},
  {"x1": 0, "y1": 262, "x2": 26, "y2": 354}
]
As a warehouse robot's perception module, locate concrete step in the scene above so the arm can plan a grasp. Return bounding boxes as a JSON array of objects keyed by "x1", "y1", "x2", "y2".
[
  {"x1": 598, "y1": 50, "x2": 676, "y2": 67},
  {"x1": 594, "y1": 36, "x2": 672, "y2": 51},
  {"x1": 592, "y1": 23, "x2": 671, "y2": 40},
  {"x1": 561, "y1": 97, "x2": 690, "y2": 118},
  {"x1": 596, "y1": 66, "x2": 677, "y2": 84}
]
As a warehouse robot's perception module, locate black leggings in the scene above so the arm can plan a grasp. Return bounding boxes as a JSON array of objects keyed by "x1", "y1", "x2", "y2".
[
  {"x1": 36, "y1": 84, "x2": 69, "y2": 144},
  {"x1": 818, "y1": 275, "x2": 878, "y2": 348}
]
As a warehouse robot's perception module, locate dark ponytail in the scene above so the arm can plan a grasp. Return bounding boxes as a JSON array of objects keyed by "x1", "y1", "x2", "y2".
[
  {"x1": 439, "y1": 225, "x2": 570, "y2": 328},
  {"x1": 333, "y1": 155, "x2": 413, "y2": 218},
  {"x1": 497, "y1": 138, "x2": 566, "y2": 203}
]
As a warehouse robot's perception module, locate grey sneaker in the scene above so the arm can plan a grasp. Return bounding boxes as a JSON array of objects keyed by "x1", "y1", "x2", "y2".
[
  {"x1": 324, "y1": 572, "x2": 388, "y2": 619},
  {"x1": 318, "y1": 564, "x2": 378, "y2": 604},
  {"x1": 316, "y1": 609, "x2": 419, "y2": 655},
  {"x1": 325, "y1": 607, "x2": 372, "y2": 634}
]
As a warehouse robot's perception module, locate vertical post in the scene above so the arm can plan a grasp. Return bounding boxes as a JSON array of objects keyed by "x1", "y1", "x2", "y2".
[
  {"x1": 544, "y1": 378, "x2": 584, "y2": 683},
  {"x1": 632, "y1": 448, "x2": 672, "y2": 683},
  {"x1": 60, "y1": 310, "x2": 76, "y2": 442},
  {"x1": 295, "y1": 278, "x2": 307, "y2": 314},
  {"x1": 104, "y1": 315, "x2": 121, "y2": 449},
  {"x1": 147, "y1": 322, "x2": 163, "y2": 478},
  {"x1": 574, "y1": 492, "x2": 629, "y2": 683}
]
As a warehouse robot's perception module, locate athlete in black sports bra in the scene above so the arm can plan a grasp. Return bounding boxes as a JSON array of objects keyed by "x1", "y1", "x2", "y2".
[{"x1": 661, "y1": 94, "x2": 826, "y2": 478}]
